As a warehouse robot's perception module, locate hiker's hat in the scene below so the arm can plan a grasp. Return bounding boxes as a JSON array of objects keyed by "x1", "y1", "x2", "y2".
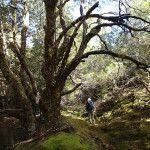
[{"x1": 88, "y1": 98, "x2": 91, "y2": 101}]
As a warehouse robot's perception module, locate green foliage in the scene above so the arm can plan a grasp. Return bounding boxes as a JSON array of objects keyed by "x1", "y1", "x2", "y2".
[
  {"x1": 0, "y1": 4, "x2": 9, "y2": 19},
  {"x1": 26, "y1": 37, "x2": 45, "y2": 91}
]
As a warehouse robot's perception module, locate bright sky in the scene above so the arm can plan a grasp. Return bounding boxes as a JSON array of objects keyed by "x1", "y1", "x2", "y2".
[{"x1": 68, "y1": 0, "x2": 119, "y2": 20}]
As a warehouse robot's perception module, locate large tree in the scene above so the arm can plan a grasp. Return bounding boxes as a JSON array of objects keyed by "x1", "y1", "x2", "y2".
[{"x1": 0, "y1": 0, "x2": 150, "y2": 132}]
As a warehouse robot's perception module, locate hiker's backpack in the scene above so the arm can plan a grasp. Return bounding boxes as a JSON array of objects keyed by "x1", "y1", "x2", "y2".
[{"x1": 86, "y1": 100, "x2": 94, "y2": 111}]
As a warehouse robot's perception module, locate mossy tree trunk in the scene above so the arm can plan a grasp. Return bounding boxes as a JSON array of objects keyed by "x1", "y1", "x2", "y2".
[
  {"x1": 40, "y1": 87, "x2": 61, "y2": 129},
  {"x1": 0, "y1": 19, "x2": 35, "y2": 134},
  {"x1": 41, "y1": 0, "x2": 60, "y2": 128}
]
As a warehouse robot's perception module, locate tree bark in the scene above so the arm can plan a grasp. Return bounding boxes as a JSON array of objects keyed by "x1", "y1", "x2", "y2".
[
  {"x1": 0, "y1": 19, "x2": 35, "y2": 134},
  {"x1": 40, "y1": 87, "x2": 61, "y2": 129},
  {"x1": 40, "y1": 0, "x2": 62, "y2": 129}
]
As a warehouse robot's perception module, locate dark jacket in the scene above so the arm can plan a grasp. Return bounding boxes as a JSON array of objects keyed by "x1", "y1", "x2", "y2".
[{"x1": 86, "y1": 100, "x2": 94, "y2": 111}]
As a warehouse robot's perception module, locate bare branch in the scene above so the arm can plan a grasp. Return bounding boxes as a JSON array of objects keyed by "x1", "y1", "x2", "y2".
[
  {"x1": 93, "y1": 22, "x2": 149, "y2": 32},
  {"x1": 61, "y1": 50, "x2": 150, "y2": 84},
  {"x1": 56, "y1": 2, "x2": 99, "y2": 81},
  {"x1": 71, "y1": 1, "x2": 99, "y2": 33},
  {"x1": 59, "y1": 0, "x2": 67, "y2": 30},
  {"x1": 63, "y1": 0, "x2": 70, "y2": 7},
  {"x1": 9, "y1": 42, "x2": 38, "y2": 96},
  {"x1": 97, "y1": 34, "x2": 109, "y2": 50},
  {"x1": 113, "y1": 76, "x2": 150, "y2": 96},
  {"x1": 7, "y1": 4, "x2": 24, "y2": 18},
  {"x1": 119, "y1": 0, "x2": 121, "y2": 15},
  {"x1": 89, "y1": 14, "x2": 150, "y2": 24},
  {"x1": 119, "y1": 22, "x2": 149, "y2": 32},
  {"x1": 75, "y1": 29, "x2": 100, "y2": 59},
  {"x1": 81, "y1": 50, "x2": 150, "y2": 69},
  {"x1": 14, "y1": 124, "x2": 74, "y2": 148},
  {"x1": 69, "y1": 75, "x2": 75, "y2": 84},
  {"x1": 56, "y1": 11, "x2": 150, "y2": 85},
  {"x1": 55, "y1": 2, "x2": 99, "y2": 47},
  {"x1": 61, "y1": 83, "x2": 82, "y2": 96},
  {"x1": 80, "y1": 0, "x2": 88, "y2": 41},
  {"x1": 0, "y1": 109, "x2": 23, "y2": 113},
  {"x1": 56, "y1": 13, "x2": 150, "y2": 45}
]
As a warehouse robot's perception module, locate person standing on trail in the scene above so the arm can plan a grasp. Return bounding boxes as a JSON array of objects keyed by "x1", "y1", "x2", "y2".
[{"x1": 86, "y1": 98, "x2": 95, "y2": 124}]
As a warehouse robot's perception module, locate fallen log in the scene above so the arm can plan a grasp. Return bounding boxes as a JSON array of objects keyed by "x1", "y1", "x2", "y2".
[
  {"x1": 0, "y1": 109, "x2": 23, "y2": 113},
  {"x1": 14, "y1": 123, "x2": 75, "y2": 148}
]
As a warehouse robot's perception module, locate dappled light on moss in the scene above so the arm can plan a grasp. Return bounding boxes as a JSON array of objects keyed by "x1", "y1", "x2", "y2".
[
  {"x1": 15, "y1": 115, "x2": 102, "y2": 150},
  {"x1": 40, "y1": 132, "x2": 96, "y2": 150}
]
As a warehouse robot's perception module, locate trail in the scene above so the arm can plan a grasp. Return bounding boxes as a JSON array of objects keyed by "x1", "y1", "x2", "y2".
[{"x1": 15, "y1": 110, "x2": 150, "y2": 150}]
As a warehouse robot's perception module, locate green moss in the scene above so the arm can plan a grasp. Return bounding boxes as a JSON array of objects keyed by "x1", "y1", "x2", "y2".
[
  {"x1": 15, "y1": 132, "x2": 96, "y2": 150},
  {"x1": 15, "y1": 116, "x2": 99, "y2": 150},
  {"x1": 15, "y1": 99, "x2": 150, "y2": 150},
  {"x1": 38, "y1": 132, "x2": 96, "y2": 150},
  {"x1": 48, "y1": 48, "x2": 52, "y2": 57}
]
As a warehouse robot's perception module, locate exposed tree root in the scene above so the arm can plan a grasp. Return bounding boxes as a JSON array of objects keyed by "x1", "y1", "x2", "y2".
[{"x1": 14, "y1": 123, "x2": 75, "y2": 148}]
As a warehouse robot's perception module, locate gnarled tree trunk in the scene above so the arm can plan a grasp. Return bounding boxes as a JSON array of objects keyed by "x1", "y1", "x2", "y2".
[
  {"x1": 40, "y1": 87, "x2": 61, "y2": 129},
  {"x1": 0, "y1": 18, "x2": 35, "y2": 134}
]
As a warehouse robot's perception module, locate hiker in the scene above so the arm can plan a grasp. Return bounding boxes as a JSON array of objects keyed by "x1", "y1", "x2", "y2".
[{"x1": 86, "y1": 98, "x2": 95, "y2": 124}]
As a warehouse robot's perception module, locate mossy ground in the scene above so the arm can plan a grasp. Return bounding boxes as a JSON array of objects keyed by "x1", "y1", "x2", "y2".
[
  {"x1": 96, "y1": 93, "x2": 150, "y2": 150},
  {"x1": 15, "y1": 112, "x2": 102, "y2": 150},
  {"x1": 15, "y1": 102, "x2": 150, "y2": 150}
]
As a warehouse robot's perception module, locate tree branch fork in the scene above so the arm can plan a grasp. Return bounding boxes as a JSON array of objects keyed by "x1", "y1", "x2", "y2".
[{"x1": 80, "y1": 50, "x2": 150, "y2": 71}]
